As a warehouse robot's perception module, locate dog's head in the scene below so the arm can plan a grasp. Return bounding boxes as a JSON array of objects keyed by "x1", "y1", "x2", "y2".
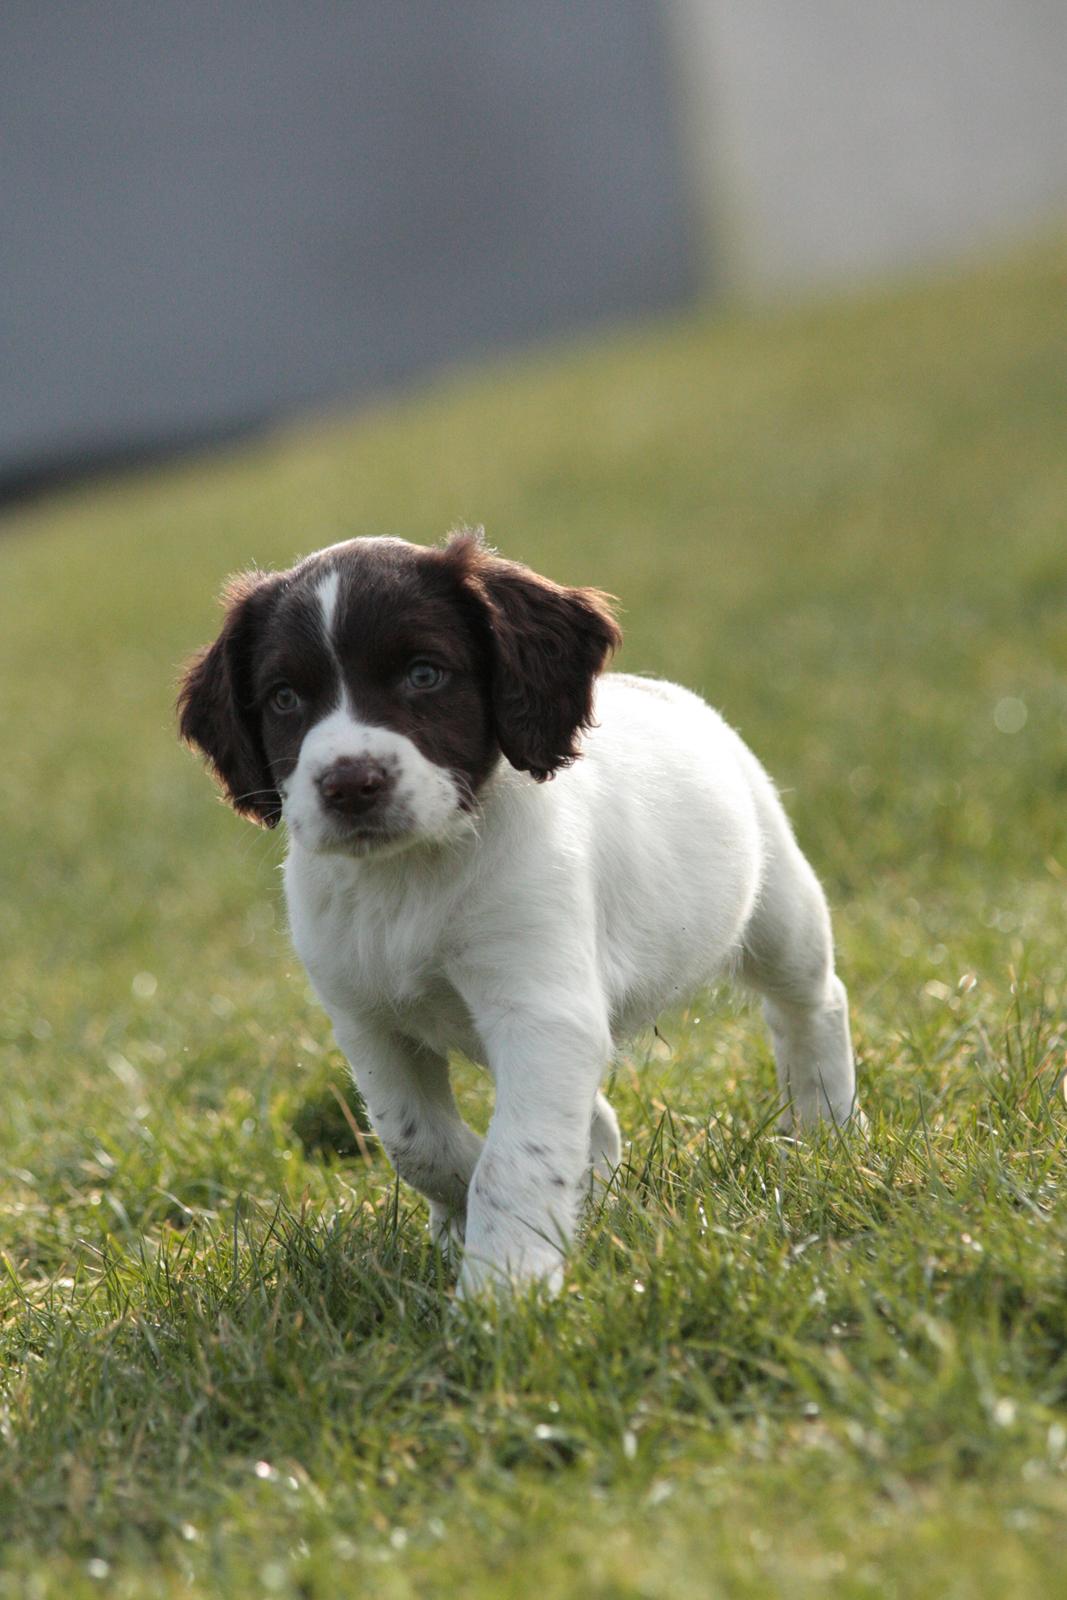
[{"x1": 177, "y1": 532, "x2": 621, "y2": 856}]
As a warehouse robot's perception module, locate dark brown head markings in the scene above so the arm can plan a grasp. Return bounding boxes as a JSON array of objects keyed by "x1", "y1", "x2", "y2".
[{"x1": 178, "y1": 531, "x2": 622, "y2": 838}]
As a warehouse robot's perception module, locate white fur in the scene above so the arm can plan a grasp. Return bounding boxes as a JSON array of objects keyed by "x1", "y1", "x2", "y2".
[
  {"x1": 282, "y1": 672, "x2": 858, "y2": 1296},
  {"x1": 314, "y1": 569, "x2": 342, "y2": 639},
  {"x1": 304, "y1": 572, "x2": 344, "y2": 711}
]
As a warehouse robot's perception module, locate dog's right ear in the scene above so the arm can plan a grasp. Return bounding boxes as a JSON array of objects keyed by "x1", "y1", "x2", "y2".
[{"x1": 177, "y1": 571, "x2": 282, "y2": 826}]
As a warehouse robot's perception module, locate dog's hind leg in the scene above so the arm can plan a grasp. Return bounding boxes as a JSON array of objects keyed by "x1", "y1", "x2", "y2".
[{"x1": 737, "y1": 780, "x2": 858, "y2": 1133}]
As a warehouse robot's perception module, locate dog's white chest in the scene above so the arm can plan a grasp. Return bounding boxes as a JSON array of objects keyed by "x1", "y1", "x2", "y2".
[{"x1": 283, "y1": 843, "x2": 483, "y2": 1061}]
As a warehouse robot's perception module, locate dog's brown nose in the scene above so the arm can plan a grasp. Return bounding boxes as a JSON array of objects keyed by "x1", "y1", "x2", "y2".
[{"x1": 316, "y1": 757, "x2": 392, "y2": 816}]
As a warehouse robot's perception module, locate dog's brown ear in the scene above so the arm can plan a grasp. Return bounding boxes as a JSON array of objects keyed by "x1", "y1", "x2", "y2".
[
  {"x1": 444, "y1": 530, "x2": 622, "y2": 781},
  {"x1": 177, "y1": 571, "x2": 282, "y2": 826}
]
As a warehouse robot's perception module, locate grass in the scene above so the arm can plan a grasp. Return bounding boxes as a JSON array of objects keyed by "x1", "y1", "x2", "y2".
[{"x1": 1, "y1": 233, "x2": 1066, "y2": 1597}]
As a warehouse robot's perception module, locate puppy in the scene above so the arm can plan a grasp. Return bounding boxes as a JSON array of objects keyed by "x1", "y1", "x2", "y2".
[{"x1": 179, "y1": 532, "x2": 858, "y2": 1294}]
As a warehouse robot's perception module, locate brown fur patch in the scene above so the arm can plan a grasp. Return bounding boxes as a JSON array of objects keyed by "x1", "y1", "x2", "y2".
[
  {"x1": 178, "y1": 532, "x2": 623, "y2": 826},
  {"x1": 441, "y1": 529, "x2": 621, "y2": 781},
  {"x1": 177, "y1": 571, "x2": 285, "y2": 825}
]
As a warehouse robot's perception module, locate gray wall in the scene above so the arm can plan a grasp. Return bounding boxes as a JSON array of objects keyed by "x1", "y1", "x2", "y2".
[
  {"x1": 672, "y1": 0, "x2": 1067, "y2": 291},
  {"x1": 2, "y1": 3, "x2": 695, "y2": 487}
]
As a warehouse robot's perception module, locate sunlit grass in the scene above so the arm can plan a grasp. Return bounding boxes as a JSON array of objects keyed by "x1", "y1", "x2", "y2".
[{"x1": 0, "y1": 234, "x2": 1065, "y2": 1597}]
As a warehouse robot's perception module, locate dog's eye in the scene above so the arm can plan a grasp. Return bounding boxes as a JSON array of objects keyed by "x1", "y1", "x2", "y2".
[
  {"x1": 269, "y1": 684, "x2": 301, "y2": 714},
  {"x1": 405, "y1": 659, "x2": 446, "y2": 692}
]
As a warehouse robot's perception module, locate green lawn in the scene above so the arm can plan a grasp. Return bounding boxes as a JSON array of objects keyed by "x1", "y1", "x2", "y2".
[{"x1": 1, "y1": 235, "x2": 1066, "y2": 1598}]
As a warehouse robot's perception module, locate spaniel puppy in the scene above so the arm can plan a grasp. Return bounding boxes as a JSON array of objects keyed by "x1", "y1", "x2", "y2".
[{"x1": 179, "y1": 532, "x2": 858, "y2": 1294}]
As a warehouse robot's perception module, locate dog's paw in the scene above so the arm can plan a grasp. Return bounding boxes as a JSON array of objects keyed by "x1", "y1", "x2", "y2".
[
  {"x1": 455, "y1": 1246, "x2": 565, "y2": 1303},
  {"x1": 428, "y1": 1201, "x2": 466, "y2": 1262},
  {"x1": 777, "y1": 1102, "x2": 869, "y2": 1142}
]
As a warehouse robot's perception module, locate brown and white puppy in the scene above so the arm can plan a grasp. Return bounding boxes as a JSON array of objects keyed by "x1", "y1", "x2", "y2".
[{"x1": 180, "y1": 532, "x2": 858, "y2": 1295}]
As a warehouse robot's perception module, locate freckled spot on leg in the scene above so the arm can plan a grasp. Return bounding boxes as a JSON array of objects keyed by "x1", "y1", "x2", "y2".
[
  {"x1": 549, "y1": 1173, "x2": 567, "y2": 1189},
  {"x1": 476, "y1": 1153, "x2": 500, "y2": 1185},
  {"x1": 400, "y1": 1117, "x2": 418, "y2": 1142},
  {"x1": 522, "y1": 1141, "x2": 549, "y2": 1159}
]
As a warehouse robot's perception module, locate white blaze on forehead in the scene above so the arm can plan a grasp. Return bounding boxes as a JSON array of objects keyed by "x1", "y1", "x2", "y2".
[
  {"x1": 315, "y1": 569, "x2": 342, "y2": 642},
  {"x1": 313, "y1": 568, "x2": 346, "y2": 691},
  {"x1": 308, "y1": 538, "x2": 416, "y2": 650}
]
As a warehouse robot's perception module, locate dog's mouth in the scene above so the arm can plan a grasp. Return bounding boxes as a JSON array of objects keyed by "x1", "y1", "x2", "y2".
[{"x1": 296, "y1": 802, "x2": 421, "y2": 858}]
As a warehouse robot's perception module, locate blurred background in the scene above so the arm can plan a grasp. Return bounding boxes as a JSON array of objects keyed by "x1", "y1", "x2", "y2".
[{"x1": 4, "y1": 0, "x2": 1066, "y2": 499}]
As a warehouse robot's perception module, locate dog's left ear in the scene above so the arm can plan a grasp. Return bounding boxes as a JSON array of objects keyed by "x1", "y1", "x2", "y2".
[
  {"x1": 443, "y1": 530, "x2": 622, "y2": 781},
  {"x1": 177, "y1": 570, "x2": 283, "y2": 826}
]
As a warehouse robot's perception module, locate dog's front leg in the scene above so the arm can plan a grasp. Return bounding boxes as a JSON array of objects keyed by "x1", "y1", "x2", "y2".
[
  {"x1": 455, "y1": 998, "x2": 612, "y2": 1297},
  {"x1": 328, "y1": 1013, "x2": 483, "y2": 1248}
]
